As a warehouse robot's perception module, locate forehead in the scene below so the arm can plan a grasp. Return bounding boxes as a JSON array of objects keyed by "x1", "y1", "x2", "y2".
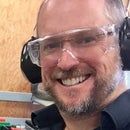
[{"x1": 37, "y1": 0, "x2": 109, "y2": 36}]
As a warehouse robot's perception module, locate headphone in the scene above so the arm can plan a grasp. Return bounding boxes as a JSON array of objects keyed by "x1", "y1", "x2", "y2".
[
  {"x1": 119, "y1": 17, "x2": 130, "y2": 70},
  {"x1": 20, "y1": 36, "x2": 42, "y2": 84},
  {"x1": 20, "y1": 17, "x2": 130, "y2": 84}
]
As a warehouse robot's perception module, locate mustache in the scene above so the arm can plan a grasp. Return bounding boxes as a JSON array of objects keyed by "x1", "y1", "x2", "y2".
[{"x1": 51, "y1": 66, "x2": 96, "y2": 79}]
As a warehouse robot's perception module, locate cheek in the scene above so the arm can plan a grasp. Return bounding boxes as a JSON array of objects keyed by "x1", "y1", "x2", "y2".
[
  {"x1": 41, "y1": 56, "x2": 59, "y2": 83},
  {"x1": 91, "y1": 43, "x2": 119, "y2": 70},
  {"x1": 77, "y1": 44, "x2": 107, "y2": 65},
  {"x1": 41, "y1": 56, "x2": 58, "y2": 71},
  {"x1": 82, "y1": 53, "x2": 116, "y2": 77},
  {"x1": 94, "y1": 51, "x2": 119, "y2": 76}
]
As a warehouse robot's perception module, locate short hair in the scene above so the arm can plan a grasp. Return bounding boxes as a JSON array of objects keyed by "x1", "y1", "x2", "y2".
[
  {"x1": 36, "y1": 0, "x2": 126, "y2": 34},
  {"x1": 105, "y1": 0, "x2": 126, "y2": 24},
  {"x1": 36, "y1": 0, "x2": 49, "y2": 36}
]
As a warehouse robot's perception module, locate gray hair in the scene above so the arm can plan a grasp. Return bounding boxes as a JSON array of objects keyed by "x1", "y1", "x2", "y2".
[
  {"x1": 105, "y1": 0, "x2": 126, "y2": 25},
  {"x1": 36, "y1": 0, "x2": 127, "y2": 34}
]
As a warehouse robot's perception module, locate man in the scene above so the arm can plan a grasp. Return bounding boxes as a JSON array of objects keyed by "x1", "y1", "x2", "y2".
[{"x1": 27, "y1": 0, "x2": 130, "y2": 130}]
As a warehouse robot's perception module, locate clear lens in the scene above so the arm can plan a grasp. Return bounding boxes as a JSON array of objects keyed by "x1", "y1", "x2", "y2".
[
  {"x1": 27, "y1": 25, "x2": 116, "y2": 67},
  {"x1": 27, "y1": 39, "x2": 40, "y2": 66}
]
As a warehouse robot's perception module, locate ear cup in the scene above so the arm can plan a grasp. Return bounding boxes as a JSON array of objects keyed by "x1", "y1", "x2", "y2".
[
  {"x1": 20, "y1": 36, "x2": 42, "y2": 84},
  {"x1": 119, "y1": 17, "x2": 130, "y2": 70}
]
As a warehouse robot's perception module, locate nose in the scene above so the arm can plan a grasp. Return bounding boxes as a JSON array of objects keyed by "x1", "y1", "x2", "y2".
[{"x1": 57, "y1": 48, "x2": 79, "y2": 70}]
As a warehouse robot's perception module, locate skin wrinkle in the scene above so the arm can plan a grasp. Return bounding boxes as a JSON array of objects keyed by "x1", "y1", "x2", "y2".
[{"x1": 36, "y1": 0, "x2": 128, "y2": 130}]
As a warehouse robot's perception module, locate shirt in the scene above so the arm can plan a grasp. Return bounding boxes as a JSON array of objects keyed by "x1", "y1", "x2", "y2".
[{"x1": 31, "y1": 89, "x2": 130, "y2": 130}]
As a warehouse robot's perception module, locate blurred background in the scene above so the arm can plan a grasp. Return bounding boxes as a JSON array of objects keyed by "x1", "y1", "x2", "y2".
[
  {"x1": 0, "y1": 0, "x2": 43, "y2": 118},
  {"x1": 0, "y1": 0, "x2": 130, "y2": 119}
]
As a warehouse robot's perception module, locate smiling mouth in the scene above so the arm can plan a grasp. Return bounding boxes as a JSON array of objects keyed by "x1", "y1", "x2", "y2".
[{"x1": 57, "y1": 74, "x2": 91, "y2": 86}]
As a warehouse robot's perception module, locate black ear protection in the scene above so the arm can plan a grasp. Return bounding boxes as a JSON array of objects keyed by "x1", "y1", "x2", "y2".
[
  {"x1": 20, "y1": 17, "x2": 130, "y2": 84},
  {"x1": 119, "y1": 17, "x2": 130, "y2": 70},
  {"x1": 20, "y1": 36, "x2": 42, "y2": 84}
]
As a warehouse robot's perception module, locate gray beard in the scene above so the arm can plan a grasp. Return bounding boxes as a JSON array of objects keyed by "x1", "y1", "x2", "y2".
[{"x1": 44, "y1": 66, "x2": 124, "y2": 118}]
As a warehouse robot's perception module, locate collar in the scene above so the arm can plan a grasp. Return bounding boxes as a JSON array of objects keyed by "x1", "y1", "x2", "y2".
[
  {"x1": 31, "y1": 89, "x2": 130, "y2": 130},
  {"x1": 31, "y1": 104, "x2": 65, "y2": 129},
  {"x1": 102, "y1": 89, "x2": 130, "y2": 130}
]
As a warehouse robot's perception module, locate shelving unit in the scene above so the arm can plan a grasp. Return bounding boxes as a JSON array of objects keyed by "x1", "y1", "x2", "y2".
[
  {"x1": 0, "y1": 91, "x2": 53, "y2": 106},
  {"x1": 0, "y1": 91, "x2": 53, "y2": 128}
]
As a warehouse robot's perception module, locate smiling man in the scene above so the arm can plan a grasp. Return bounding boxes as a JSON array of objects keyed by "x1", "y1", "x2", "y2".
[{"x1": 27, "y1": 0, "x2": 130, "y2": 130}]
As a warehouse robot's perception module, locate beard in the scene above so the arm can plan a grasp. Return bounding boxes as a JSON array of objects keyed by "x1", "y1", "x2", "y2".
[{"x1": 42, "y1": 60, "x2": 124, "y2": 118}]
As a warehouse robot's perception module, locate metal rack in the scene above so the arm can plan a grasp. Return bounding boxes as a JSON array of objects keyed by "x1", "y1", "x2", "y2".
[
  {"x1": 0, "y1": 91, "x2": 53, "y2": 105},
  {"x1": 0, "y1": 91, "x2": 53, "y2": 126},
  {"x1": 0, "y1": 91, "x2": 32, "y2": 103}
]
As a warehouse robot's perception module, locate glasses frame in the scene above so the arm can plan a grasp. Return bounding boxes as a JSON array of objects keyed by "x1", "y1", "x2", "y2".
[{"x1": 27, "y1": 24, "x2": 118, "y2": 66}]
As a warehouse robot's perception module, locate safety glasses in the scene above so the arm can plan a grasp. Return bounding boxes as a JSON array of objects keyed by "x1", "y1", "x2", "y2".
[{"x1": 27, "y1": 24, "x2": 117, "y2": 67}]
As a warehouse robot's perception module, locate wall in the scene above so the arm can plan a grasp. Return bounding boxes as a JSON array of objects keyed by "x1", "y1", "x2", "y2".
[{"x1": 0, "y1": 0, "x2": 43, "y2": 118}]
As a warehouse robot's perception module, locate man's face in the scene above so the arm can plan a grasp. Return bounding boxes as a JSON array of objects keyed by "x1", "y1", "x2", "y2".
[{"x1": 37, "y1": 0, "x2": 122, "y2": 116}]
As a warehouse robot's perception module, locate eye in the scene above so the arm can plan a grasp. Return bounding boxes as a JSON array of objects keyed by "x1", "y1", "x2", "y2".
[
  {"x1": 82, "y1": 36, "x2": 95, "y2": 43},
  {"x1": 42, "y1": 41, "x2": 61, "y2": 52},
  {"x1": 76, "y1": 36, "x2": 96, "y2": 45}
]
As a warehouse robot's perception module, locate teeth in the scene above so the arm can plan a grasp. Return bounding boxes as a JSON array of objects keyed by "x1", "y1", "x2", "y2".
[{"x1": 61, "y1": 76, "x2": 86, "y2": 86}]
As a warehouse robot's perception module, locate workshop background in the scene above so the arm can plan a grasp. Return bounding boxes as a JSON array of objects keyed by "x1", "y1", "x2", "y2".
[
  {"x1": 0, "y1": 0, "x2": 129, "y2": 119},
  {"x1": 0, "y1": 0, "x2": 43, "y2": 118}
]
